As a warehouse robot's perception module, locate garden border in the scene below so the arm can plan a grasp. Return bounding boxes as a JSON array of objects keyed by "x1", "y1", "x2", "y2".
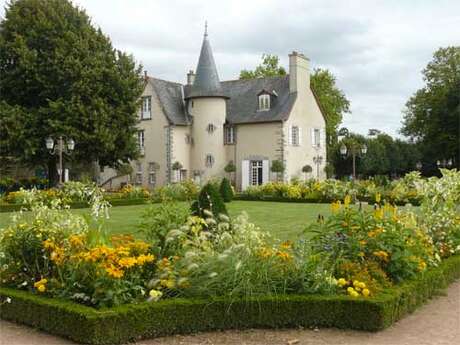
[{"x1": 1, "y1": 255, "x2": 459, "y2": 345}]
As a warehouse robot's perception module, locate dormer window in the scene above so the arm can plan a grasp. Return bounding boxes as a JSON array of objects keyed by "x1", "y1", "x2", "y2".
[{"x1": 258, "y1": 94, "x2": 270, "y2": 111}]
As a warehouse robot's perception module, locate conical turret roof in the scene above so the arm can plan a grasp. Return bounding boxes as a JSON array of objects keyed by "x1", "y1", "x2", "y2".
[{"x1": 186, "y1": 25, "x2": 228, "y2": 99}]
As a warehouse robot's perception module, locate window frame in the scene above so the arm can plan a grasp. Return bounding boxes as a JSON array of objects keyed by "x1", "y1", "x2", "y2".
[
  {"x1": 258, "y1": 94, "x2": 270, "y2": 111},
  {"x1": 291, "y1": 126, "x2": 300, "y2": 146},
  {"x1": 224, "y1": 125, "x2": 236, "y2": 145},
  {"x1": 141, "y1": 96, "x2": 152, "y2": 120},
  {"x1": 205, "y1": 154, "x2": 215, "y2": 167},
  {"x1": 314, "y1": 128, "x2": 321, "y2": 148}
]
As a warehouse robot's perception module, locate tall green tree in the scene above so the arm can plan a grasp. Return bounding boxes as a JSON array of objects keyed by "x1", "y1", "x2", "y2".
[
  {"x1": 0, "y1": 0, "x2": 144, "y2": 183},
  {"x1": 239, "y1": 54, "x2": 286, "y2": 79},
  {"x1": 401, "y1": 46, "x2": 460, "y2": 174}
]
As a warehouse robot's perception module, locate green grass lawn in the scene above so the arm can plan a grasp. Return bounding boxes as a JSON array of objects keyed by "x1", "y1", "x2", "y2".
[{"x1": 0, "y1": 201, "x2": 333, "y2": 240}]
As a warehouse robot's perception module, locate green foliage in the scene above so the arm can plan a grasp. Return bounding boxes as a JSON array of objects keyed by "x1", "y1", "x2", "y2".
[
  {"x1": 239, "y1": 54, "x2": 286, "y2": 79},
  {"x1": 1, "y1": 255, "x2": 459, "y2": 344},
  {"x1": 171, "y1": 161, "x2": 183, "y2": 171},
  {"x1": 224, "y1": 161, "x2": 236, "y2": 173},
  {"x1": 139, "y1": 201, "x2": 190, "y2": 257},
  {"x1": 302, "y1": 165, "x2": 313, "y2": 173},
  {"x1": 191, "y1": 182, "x2": 228, "y2": 217},
  {"x1": 401, "y1": 46, "x2": 460, "y2": 173},
  {"x1": 151, "y1": 180, "x2": 199, "y2": 202},
  {"x1": 219, "y1": 178, "x2": 234, "y2": 202},
  {"x1": 270, "y1": 160, "x2": 285, "y2": 173},
  {"x1": 0, "y1": 0, "x2": 144, "y2": 183},
  {"x1": 311, "y1": 68, "x2": 350, "y2": 149}
]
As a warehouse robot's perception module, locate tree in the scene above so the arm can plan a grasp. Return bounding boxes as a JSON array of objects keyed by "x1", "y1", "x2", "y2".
[
  {"x1": 0, "y1": 0, "x2": 144, "y2": 184},
  {"x1": 270, "y1": 160, "x2": 285, "y2": 181},
  {"x1": 401, "y1": 46, "x2": 460, "y2": 174},
  {"x1": 239, "y1": 54, "x2": 286, "y2": 79},
  {"x1": 310, "y1": 68, "x2": 350, "y2": 147},
  {"x1": 191, "y1": 182, "x2": 228, "y2": 218},
  {"x1": 219, "y1": 178, "x2": 234, "y2": 202}
]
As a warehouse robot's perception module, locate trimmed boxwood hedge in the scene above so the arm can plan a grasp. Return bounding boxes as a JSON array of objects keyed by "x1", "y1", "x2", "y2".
[
  {"x1": 0, "y1": 198, "x2": 150, "y2": 213},
  {"x1": 1, "y1": 255, "x2": 459, "y2": 345}
]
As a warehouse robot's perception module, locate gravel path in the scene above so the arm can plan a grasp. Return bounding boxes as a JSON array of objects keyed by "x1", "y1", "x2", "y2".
[{"x1": 1, "y1": 280, "x2": 459, "y2": 345}]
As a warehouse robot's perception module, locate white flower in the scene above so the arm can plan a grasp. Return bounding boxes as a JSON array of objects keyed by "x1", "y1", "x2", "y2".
[
  {"x1": 235, "y1": 261, "x2": 242, "y2": 271},
  {"x1": 20, "y1": 281, "x2": 28, "y2": 286},
  {"x1": 5, "y1": 297, "x2": 11, "y2": 304},
  {"x1": 209, "y1": 272, "x2": 218, "y2": 278}
]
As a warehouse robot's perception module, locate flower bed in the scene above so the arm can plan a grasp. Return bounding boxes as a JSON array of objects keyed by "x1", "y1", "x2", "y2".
[
  {"x1": 1, "y1": 255, "x2": 459, "y2": 345},
  {"x1": 0, "y1": 170, "x2": 459, "y2": 342}
]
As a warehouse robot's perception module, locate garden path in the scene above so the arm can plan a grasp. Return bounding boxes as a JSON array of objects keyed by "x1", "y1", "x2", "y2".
[{"x1": 1, "y1": 280, "x2": 459, "y2": 345}]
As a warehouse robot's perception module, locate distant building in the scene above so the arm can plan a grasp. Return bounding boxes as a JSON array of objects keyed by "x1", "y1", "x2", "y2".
[{"x1": 100, "y1": 27, "x2": 327, "y2": 190}]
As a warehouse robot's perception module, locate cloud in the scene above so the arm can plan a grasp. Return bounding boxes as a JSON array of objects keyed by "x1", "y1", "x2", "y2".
[{"x1": 1, "y1": 0, "x2": 459, "y2": 137}]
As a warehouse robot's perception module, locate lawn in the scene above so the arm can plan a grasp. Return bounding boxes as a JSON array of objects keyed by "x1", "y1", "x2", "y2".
[{"x1": 0, "y1": 201, "x2": 332, "y2": 241}]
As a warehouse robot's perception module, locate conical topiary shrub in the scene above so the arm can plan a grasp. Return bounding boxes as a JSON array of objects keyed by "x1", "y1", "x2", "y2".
[
  {"x1": 219, "y1": 178, "x2": 234, "y2": 202},
  {"x1": 191, "y1": 182, "x2": 228, "y2": 217}
]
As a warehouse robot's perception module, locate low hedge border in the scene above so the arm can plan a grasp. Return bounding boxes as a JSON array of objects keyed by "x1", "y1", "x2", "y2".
[
  {"x1": 234, "y1": 194, "x2": 421, "y2": 206},
  {"x1": 0, "y1": 198, "x2": 149, "y2": 213},
  {"x1": 1, "y1": 255, "x2": 459, "y2": 345}
]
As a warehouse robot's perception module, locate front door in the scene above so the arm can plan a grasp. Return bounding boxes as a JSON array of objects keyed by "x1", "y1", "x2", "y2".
[{"x1": 251, "y1": 160, "x2": 263, "y2": 186}]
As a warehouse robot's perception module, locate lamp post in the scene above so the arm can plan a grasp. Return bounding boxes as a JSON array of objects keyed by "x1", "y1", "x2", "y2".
[
  {"x1": 340, "y1": 142, "x2": 367, "y2": 180},
  {"x1": 437, "y1": 158, "x2": 453, "y2": 169},
  {"x1": 312, "y1": 155, "x2": 323, "y2": 180},
  {"x1": 46, "y1": 136, "x2": 75, "y2": 186}
]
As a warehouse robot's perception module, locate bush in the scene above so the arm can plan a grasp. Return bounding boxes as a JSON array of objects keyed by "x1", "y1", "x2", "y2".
[
  {"x1": 151, "y1": 180, "x2": 199, "y2": 202},
  {"x1": 219, "y1": 178, "x2": 234, "y2": 202},
  {"x1": 191, "y1": 182, "x2": 227, "y2": 217}
]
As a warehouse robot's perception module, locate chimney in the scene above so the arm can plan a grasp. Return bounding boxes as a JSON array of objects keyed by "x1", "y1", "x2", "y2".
[
  {"x1": 187, "y1": 70, "x2": 195, "y2": 85},
  {"x1": 144, "y1": 70, "x2": 148, "y2": 80},
  {"x1": 289, "y1": 51, "x2": 310, "y2": 94}
]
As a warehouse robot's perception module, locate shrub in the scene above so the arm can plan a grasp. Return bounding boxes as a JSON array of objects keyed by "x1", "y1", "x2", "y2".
[
  {"x1": 191, "y1": 182, "x2": 227, "y2": 217},
  {"x1": 219, "y1": 178, "x2": 234, "y2": 202},
  {"x1": 151, "y1": 180, "x2": 198, "y2": 202},
  {"x1": 139, "y1": 201, "x2": 191, "y2": 257}
]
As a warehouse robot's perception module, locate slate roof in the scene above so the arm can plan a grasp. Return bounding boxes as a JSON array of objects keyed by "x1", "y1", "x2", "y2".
[
  {"x1": 186, "y1": 32, "x2": 227, "y2": 99},
  {"x1": 148, "y1": 78, "x2": 189, "y2": 125},
  {"x1": 221, "y1": 75, "x2": 296, "y2": 124}
]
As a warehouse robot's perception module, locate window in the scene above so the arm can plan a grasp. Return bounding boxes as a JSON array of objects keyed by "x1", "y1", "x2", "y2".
[
  {"x1": 141, "y1": 96, "x2": 151, "y2": 120},
  {"x1": 251, "y1": 160, "x2": 263, "y2": 186},
  {"x1": 291, "y1": 126, "x2": 300, "y2": 146},
  {"x1": 148, "y1": 162, "x2": 157, "y2": 186},
  {"x1": 205, "y1": 154, "x2": 214, "y2": 167},
  {"x1": 224, "y1": 125, "x2": 235, "y2": 144},
  {"x1": 138, "y1": 130, "x2": 145, "y2": 154},
  {"x1": 179, "y1": 169, "x2": 187, "y2": 181},
  {"x1": 185, "y1": 134, "x2": 192, "y2": 144},
  {"x1": 313, "y1": 128, "x2": 321, "y2": 148},
  {"x1": 136, "y1": 162, "x2": 142, "y2": 184},
  {"x1": 207, "y1": 123, "x2": 216, "y2": 134},
  {"x1": 258, "y1": 94, "x2": 270, "y2": 111}
]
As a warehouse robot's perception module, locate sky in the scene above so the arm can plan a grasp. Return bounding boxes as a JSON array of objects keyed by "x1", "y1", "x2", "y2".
[{"x1": 1, "y1": 0, "x2": 459, "y2": 137}]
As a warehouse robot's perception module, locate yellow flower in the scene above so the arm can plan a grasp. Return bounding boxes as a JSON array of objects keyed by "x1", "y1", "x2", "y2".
[
  {"x1": 358, "y1": 252, "x2": 365, "y2": 257},
  {"x1": 374, "y1": 207, "x2": 384, "y2": 220},
  {"x1": 43, "y1": 239, "x2": 55, "y2": 250},
  {"x1": 337, "y1": 278, "x2": 347, "y2": 287},
  {"x1": 37, "y1": 284, "x2": 46, "y2": 293},
  {"x1": 34, "y1": 278, "x2": 48, "y2": 288},
  {"x1": 373, "y1": 250, "x2": 389, "y2": 262},
  {"x1": 276, "y1": 251, "x2": 291, "y2": 261},
  {"x1": 359, "y1": 240, "x2": 367, "y2": 246},
  {"x1": 375, "y1": 192, "x2": 381, "y2": 203},
  {"x1": 50, "y1": 247, "x2": 65, "y2": 265},
  {"x1": 161, "y1": 279, "x2": 176, "y2": 289},
  {"x1": 418, "y1": 261, "x2": 427, "y2": 271},
  {"x1": 347, "y1": 287, "x2": 355, "y2": 294},
  {"x1": 136, "y1": 254, "x2": 155, "y2": 265},
  {"x1": 331, "y1": 201, "x2": 341, "y2": 213},
  {"x1": 105, "y1": 265, "x2": 124, "y2": 278},
  {"x1": 344, "y1": 195, "x2": 352, "y2": 207},
  {"x1": 280, "y1": 241, "x2": 292, "y2": 250},
  {"x1": 69, "y1": 235, "x2": 84, "y2": 247},
  {"x1": 149, "y1": 289, "x2": 163, "y2": 301},
  {"x1": 362, "y1": 288, "x2": 370, "y2": 297},
  {"x1": 118, "y1": 257, "x2": 137, "y2": 268},
  {"x1": 357, "y1": 282, "x2": 366, "y2": 289}
]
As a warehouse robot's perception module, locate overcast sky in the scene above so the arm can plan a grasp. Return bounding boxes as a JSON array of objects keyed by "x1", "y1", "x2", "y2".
[{"x1": 1, "y1": 0, "x2": 459, "y2": 137}]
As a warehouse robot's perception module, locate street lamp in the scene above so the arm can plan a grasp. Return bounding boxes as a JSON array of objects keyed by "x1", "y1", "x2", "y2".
[
  {"x1": 45, "y1": 136, "x2": 75, "y2": 186},
  {"x1": 437, "y1": 159, "x2": 453, "y2": 169},
  {"x1": 340, "y1": 142, "x2": 367, "y2": 180}
]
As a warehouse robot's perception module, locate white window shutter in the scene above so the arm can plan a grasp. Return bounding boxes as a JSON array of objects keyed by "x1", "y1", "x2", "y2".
[
  {"x1": 320, "y1": 128, "x2": 326, "y2": 148},
  {"x1": 287, "y1": 126, "x2": 292, "y2": 146},
  {"x1": 298, "y1": 127, "x2": 302, "y2": 146},
  {"x1": 311, "y1": 128, "x2": 315, "y2": 147},
  {"x1": 262, "y1": 160, "x2": 269, "y2": 184},
  {"x1": 241, "y1": 160, "x2": 250, "y2": 191}
]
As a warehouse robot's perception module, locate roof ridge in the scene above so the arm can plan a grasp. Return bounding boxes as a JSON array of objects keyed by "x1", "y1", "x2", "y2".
[{"x1": 149, "y1": 76, "x2": 183, "y2": 86}]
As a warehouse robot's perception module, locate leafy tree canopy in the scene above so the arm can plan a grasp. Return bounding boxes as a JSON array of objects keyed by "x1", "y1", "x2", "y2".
[
  {"x1": 0, "y1": 0, "x2": 144, "y2": 182},
  {"x1": 401, "y1": 46, "x2": 460, "y2": 172},
  {"x1": 239, "y1": 54, "x2": 286, "y2": 79}
]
